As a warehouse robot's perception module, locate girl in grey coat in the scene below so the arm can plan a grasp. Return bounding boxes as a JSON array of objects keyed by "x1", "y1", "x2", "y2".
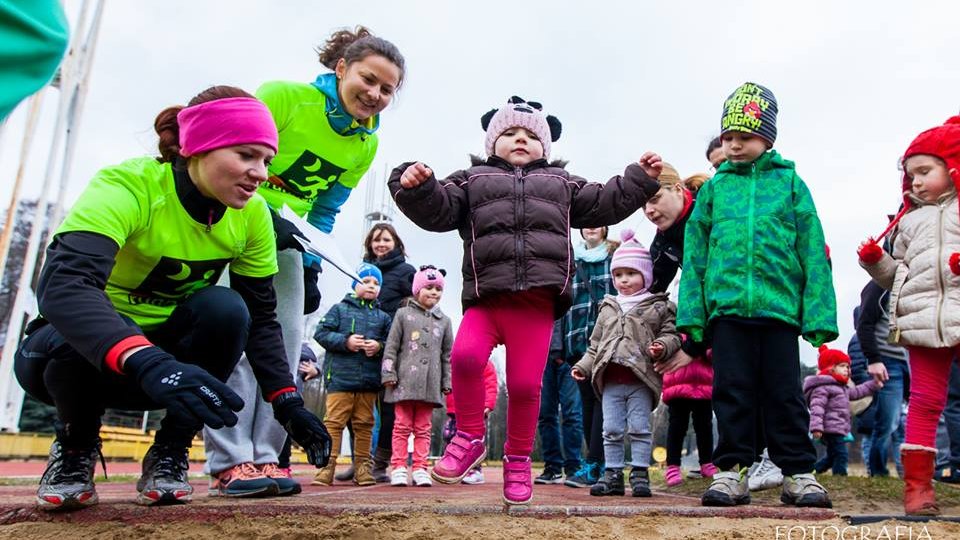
[{"x1": 381, "y1": 266, "x2": 453, "y2": 486}]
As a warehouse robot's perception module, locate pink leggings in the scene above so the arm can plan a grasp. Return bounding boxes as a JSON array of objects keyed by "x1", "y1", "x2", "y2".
[
  {"x1": 904, "y1": 345, "x2": 960, "y2": 447},
  {"x1": 450, "y1": 289, "x2": 555, "y2": 457},
  {"x1": 391, "y1": 400, "x2": 434, "y2": 470}
]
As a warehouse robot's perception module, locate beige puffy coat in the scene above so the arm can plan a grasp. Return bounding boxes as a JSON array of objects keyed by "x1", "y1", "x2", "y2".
[
  {"x1": 862, "y1": 193, "x2": 960, "y2": 348},
  {"x1": 573, "y1": 292, "x2": 681, "y2": 404}
]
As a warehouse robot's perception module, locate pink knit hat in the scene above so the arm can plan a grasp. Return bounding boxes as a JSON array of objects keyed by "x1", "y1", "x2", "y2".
[
  {"x1": 481, "y1": 96, "x2": 562, "y2": 159},
  {"x1": 412, "y1": 265, "x2": 446, "y2": 297},
  {"x1": 610, "y1": 229, "x2": 653, "y2": 291}
]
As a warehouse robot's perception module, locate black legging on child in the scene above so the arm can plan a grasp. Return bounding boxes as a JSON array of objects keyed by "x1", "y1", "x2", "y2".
[
  {"x1": 14, "y1": 286, "x2": 250, "y2": 448},
  {"x1": 577, "y1": 377, "x2": 604, "y2": 462},
  {"x1": 666, "y1": 398, "x2": 714, "y2": 466}
]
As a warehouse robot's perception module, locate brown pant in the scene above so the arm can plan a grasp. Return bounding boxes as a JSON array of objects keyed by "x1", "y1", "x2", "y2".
[{"x1": 324, "y1": 391, "x2": 378, "y2": 463}]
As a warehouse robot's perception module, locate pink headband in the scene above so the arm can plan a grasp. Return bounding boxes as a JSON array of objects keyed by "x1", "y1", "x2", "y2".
[{"x1": 177, "y1": 97, "x2": 278, "y2": 157}]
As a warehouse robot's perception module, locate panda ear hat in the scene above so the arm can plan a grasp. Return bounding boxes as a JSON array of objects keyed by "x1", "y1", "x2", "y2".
[{"x1": 481, "y1": 95, "x2": 561, "y2": 159}]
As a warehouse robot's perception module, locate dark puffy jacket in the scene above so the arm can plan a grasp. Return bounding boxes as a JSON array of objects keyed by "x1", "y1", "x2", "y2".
[
  {"x1": 649, "y1": 194, "x2": 695, "y2": 294},
  {"x1": 365, "y1": 248, "x2": 415, "y2": 317},
  {"x1": 388, "y1": 156, "x2": 659, "y2": 318},
  {"x1": 315, "y1": 294, "x2": 393, "y2": 392}
]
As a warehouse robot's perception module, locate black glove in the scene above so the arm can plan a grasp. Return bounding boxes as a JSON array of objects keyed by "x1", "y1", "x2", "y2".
[
  {"x1": 271, "y1": 211, "x2": 306, "y2": 252},
  {"x1": 272, "y1": 391, "x2": 332, "y2": 467},
  {"x1": 303, "y1": 265, "x2": 321, "y2": 314},
  {"x1": 123, "y1": 347, "x2": 244, "y2": 429}
]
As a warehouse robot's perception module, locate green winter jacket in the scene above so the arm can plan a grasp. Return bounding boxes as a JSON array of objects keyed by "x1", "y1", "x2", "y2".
[{"x1": 676, "y1": 150, "x2": 837, "y2": 346}]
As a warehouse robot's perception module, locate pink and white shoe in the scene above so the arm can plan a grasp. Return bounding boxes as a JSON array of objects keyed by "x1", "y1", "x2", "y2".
[
  {"x1": 502, "y1": 455, "x2": 533, "y2": 506},
  {"x1": 701, "y1": 463, "x2": 719, "y2": 479},
  {"x1": 431, "y1": 431, "x2": 486, "y2": 484},
  {"x1": 665, "y1": 464, "x2": 684, "y2": 487}
]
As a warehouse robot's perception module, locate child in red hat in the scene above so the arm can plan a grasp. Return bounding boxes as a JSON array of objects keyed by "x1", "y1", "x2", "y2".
[
  {"x1": 803, "y1": 346, "x2": 881, "y2": 476},
  {"x1": 857, "y1": 116, "x2": 960, "y2": 515}
]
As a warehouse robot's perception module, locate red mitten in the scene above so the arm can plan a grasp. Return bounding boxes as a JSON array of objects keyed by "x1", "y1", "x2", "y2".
[
  {"x1": 857, "y1": 238, "x2": 884, "y2": 265},
  {"x1": 950, "y1": 252, "x2": 960, "y2": 276}
]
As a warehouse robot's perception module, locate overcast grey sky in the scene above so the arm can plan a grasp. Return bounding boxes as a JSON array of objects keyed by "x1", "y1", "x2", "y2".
[{"x1": 2, "y1": 0, "x2": 959, "y2": 366}]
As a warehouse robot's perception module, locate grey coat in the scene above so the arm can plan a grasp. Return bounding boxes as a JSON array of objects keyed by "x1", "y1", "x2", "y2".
[{"x1": 381, "y1": 301, "x2": 454, "y2": 407}]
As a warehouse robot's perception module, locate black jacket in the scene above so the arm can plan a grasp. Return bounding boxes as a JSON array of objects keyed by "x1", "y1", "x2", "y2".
[
  {"x1": 315, "y1": 293, "x2": 392, "y2": 392},
  {"x1": 365, "y1": 248, "x2": 414, "y2": 317}
]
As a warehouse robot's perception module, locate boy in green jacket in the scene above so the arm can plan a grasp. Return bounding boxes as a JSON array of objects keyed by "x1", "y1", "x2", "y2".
[{"x1": 677, "y1": 82, "x2": 838, "y2": 508}]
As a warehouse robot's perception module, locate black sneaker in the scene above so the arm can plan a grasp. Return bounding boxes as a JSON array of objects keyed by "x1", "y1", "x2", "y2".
[
  {"x1": 590, "y1": 468, "x2": 625, "y2": 496},
  {"x1": 136, "y1": 444, "x2": 193, "y2": 506},
  {"x1": 629, "y1": 467, "x2": 651, "y2": 497},
  {"x1": 37, "y1": 439, "x2": 103, "y2": 512},
  {"x1": 534, "y1": 468, "x2": 564, "y2": 484}
]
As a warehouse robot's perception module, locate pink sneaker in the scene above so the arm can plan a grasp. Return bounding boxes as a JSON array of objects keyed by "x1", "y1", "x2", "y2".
[
  {"x1": 502, "y1": 455, "x2": 533, "y2": 506},
  {"x1": 700, "y1": 463, "x2": 719, "y2": 478},
  {"x1": 665, "y1": 465, "x2": 683, "y2": 487},
  {"x1": 431, "y1": 431, "x2": 486, "y2": 484}
]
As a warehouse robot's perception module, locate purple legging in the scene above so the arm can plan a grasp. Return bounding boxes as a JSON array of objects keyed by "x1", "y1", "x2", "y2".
[{"x1": 450, "y1": 288, "x2": 555, "y2": 457}]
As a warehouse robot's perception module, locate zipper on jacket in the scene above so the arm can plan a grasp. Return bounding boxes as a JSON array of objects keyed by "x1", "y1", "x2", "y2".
[
  {"x1": 206, "y1": 208, "x2": 213, "y2": 232},
  {"x1": 514, "y1": 166, "x2": 524, "y2": 291},
  {"x1": 935, "y1": 202, "x2": 946, "y2": 345},
  {"x1": 746, "y1": 163, "x2": 757, "y2": 315}
]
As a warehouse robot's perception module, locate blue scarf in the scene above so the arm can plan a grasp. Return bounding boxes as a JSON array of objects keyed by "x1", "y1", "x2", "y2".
[
  {"x1": 574, "y1": 241, "x2": 609, "y2": 263},
  {"x1": 310, "y1": 73, "x2": 380, "y2": 137}
]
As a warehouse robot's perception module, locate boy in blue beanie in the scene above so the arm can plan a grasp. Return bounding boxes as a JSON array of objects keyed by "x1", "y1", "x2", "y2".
[{"x1": 312, "y1": 262, "x2": 392, "y2": 486}]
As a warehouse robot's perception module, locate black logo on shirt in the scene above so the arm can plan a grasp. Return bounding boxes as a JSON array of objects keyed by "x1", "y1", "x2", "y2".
[
  {"x1": 129, "y1": 257, "x2": 231, "y2": 306},
  {"x1": 266, "y1": 150, "x2": 348, "y2": 200}
]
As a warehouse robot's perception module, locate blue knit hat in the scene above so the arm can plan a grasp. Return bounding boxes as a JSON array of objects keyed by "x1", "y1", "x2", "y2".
[{"x1": 352, "y1": 262, "x2": 383, "y2": 290}]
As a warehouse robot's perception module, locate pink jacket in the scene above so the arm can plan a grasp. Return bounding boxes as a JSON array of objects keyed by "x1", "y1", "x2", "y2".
[
  {"x1": 446, "y1": 360, "x2": 498, "y2": 414},
  {"x1": 661, "y1": 354, "x2": 713, "y2": 404}
]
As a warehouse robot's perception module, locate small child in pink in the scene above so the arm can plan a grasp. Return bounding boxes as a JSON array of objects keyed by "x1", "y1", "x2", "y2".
[
  {"x1": 381, "y1": 266, "x2": 453, "y2": 487},
  {"x1": 388, "y1": 96, "x2": 661, "y2": 505},
  {"x1": 662, "y1": 346, "x2": 717, "y2": 486}
]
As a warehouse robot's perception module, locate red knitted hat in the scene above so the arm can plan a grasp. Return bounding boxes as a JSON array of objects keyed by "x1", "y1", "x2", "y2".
[
  {"x1": 817, "y1": 344, "x2": 850, "y2": 374},
  {"x1": 874, "y1": 116, "x2": 960, "y2": 241}
]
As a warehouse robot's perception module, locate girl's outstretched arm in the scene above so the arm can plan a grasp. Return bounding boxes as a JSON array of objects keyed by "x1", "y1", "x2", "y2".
[
  {"x1": 569, "y1": 156, "x2": 660, "y2": 228},
  {"x1": 388, "y1": 162, "x2": 469, "y2": 232}
]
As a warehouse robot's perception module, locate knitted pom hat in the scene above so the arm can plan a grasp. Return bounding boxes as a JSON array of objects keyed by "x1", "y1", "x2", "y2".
[
  {"x1": 352, "y1": 262, "x2": 383, "y2": 291},
  {"x1": 481, "y1": 96, "x2": 562, "y2": 159},
  {"x1": 610, "y1": 229, "x2": 653, "y2": 291},
  {"x1": 720, "y1": 82, "x2": 778, "y2": 146},
  {"x1": 869, "y1": 116, "x2": 960, "y2": 263},
  {"x1": 817, "y1": 344, "x2": 850, "y2": 374},
  {"x1": 412, "y1": 265, "x2": 446, "y2": 297}
]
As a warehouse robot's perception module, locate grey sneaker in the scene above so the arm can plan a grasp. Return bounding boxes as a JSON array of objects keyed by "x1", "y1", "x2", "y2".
[
  {"x1": 748, "y1": 456, "x2": 783, "y2": 491},
  {"x1": 37, "y1": 440, "x2": 103, "y2": 511},
  {"x1": 136, "y1": 444, "x2": 193, "y2": 506},
  {"x1": 701, "y1": 469, "x2": 750, "y2": 506},
  {"x1": 780, "y1": 473, "x2": 832, "y2": 508}
]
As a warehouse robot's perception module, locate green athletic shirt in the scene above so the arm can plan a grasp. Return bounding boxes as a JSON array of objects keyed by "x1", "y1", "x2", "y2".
[
  {"x1": 57, "y1": 157, "x2": 278, "y2": 331},
  {"x1": 254, "y1": 81, "x2": 378, "y2": 221}
]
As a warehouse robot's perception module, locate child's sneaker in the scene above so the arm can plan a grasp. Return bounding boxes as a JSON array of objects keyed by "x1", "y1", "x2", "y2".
[
  {"x1": 700, "y1": 463, "x2": 719, "y2": 479},
  {"x1": 412, "y1": 469, "x2": 432, "y2": 487},
  {"x1": 390, "y1": 467, "x2": 408, "y2": 487},
  {"x1": 590, "y1": 468, "x2": 625, "y2": 496},
  {"x1": 701, "y1": 468, "x2": 750, "y2": 506},
  {"x1": 209, "y1": 462, "x2": 279, "y2": 497},
  {"x1": 629, "y1": 467, "x2": 651, "y2": 497},
  {"x1": 502, "y1": 455, "x2": 533, "y2": 506},
  {"x1": 463, "y1": 467, "x2": 485, "y2": 485},
  {"x1": 534, "y1": 467, "x2": 564, "y2": 484},
  {"x1": 665, "y1": 465, "x2": 684, "y2": 487},
  {"x1": 431, "y1": 431, "x2": 486, "y2": 484},
  {"x1": 780, "y1": 473, "x2": 832, "y2": 508},
  {"x1": 747, "y1": 456, "x2": 783, "y2": 491},
  {"x1": 564, "y1": 460, "x2": 601, "y2": 488},
  {"x1": 258, "y1": 463, "x2": 301, "y2": 496}
]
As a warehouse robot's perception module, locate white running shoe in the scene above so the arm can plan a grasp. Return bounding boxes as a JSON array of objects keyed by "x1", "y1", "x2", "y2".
[
  {"x1": 412, "y1": 468, "x2": 433, "y2": 487},
  {"x1": 462, "y1": 468, "x2": 485, "y2": 485},
  {"x1": 748, "y1": 456, "x2": 783, "y2": 491},
  {"x1": 390, "y1": 467, "x2": 408, "y2": 487}
]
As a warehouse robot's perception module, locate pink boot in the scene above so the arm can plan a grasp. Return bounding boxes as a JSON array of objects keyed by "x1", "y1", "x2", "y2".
[
  {"x1": 665, "y1": 465, "x2": 683, "y2": 487},
  {"x1": 502, "y1": 455, "x2": 533, "y2": 506},
  {"x1": 430, "y1": 431, "x2": 486, "y2": 484},
  {"x1": 700, "y1": 463, "x2": 719, "y2": 478}
]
